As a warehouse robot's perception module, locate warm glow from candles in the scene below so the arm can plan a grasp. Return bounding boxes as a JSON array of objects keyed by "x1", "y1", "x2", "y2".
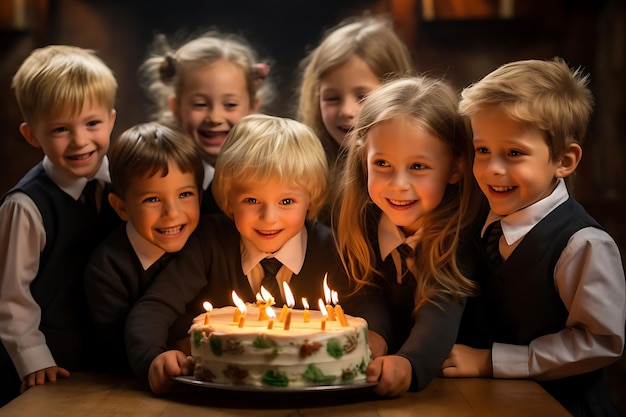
[
  {"x1": 256, "y1": 286, "x2": 275, "y2": 320},
  {"x1": 203, "y1": 301, "x2": 213, "y2": 325},
  {"x1": 266, "y1": 307, "x2": 275, "y2": 329},
  {"x1": 283, "y1": 282, "x2": 295, "y2": 330},
  {"x1": 332, "y1": 291, "x2": 348, "y2": 327},
  {"x1": 302, "y1": 298, "x2": 310, "y2": 322},
  {"x1": 323, "y1": 273, "x2": 331, "y2": 303},
  {"x1": 323, "y1": 274, "x2": 336, "y2": 321},
  {"x1": 318, "y1": 298, "x2": 327, "y2": 330},
  {"x1": 232, "y1": 290, "x2": 247, "y2": 327}
]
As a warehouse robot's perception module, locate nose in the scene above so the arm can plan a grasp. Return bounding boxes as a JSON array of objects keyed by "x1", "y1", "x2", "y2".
[
  {"x1": 389, "y1": 169, "x2": 411, "y2": 191},
  {"x1": 259, "y1": 203, "x2": 278, "y2": 223},
  {"x1": 339, "y1": 98, "x2": 358, "y2": 119},
  {"x1": 486, "y1": 155, "x2": 507, "y2": 175},
  {"x1": 203, "y1": 106, "x2": 225, "y2": 125},
  {"x1": 162, "y1": 198, "x2": 181, "y2": 219},
  {"x1": 71, "y1": 128, "x2": 89, "y2": 146}
]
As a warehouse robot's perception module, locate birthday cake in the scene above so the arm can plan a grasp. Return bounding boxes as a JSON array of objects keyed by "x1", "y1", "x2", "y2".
[{"x1": 189, "y1": 305, "x2": 371, "y2": 387}]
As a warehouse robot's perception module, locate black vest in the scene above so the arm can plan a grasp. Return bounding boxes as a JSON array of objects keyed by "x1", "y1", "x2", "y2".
[{"x1": 0, "y1": 162, "x2": 120, "y2": 370}]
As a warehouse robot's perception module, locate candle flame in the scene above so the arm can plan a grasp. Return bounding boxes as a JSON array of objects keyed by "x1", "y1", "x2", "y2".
[
  {"x1": 283, "y1": 281, "x2": 295, "y2": 308},
  {"x1": 323, "y1": 273, "x2": 331, "y2": 304},
  {"x1": 203, "y1": 301, "x2": 213, "y2": 312},
  {"x1": 302, "y1": 298, "x2": 309, "y2": 310},
  {"x1": 318, "y1": 298, "x2": 327, "y2": 317},
  {"x1": 231, "y1": 290, "x2": 247, "y2": 315},
  {"x1": 331, "y1": 290, "x2": 339, "y2": 305},
  {"x1": 266, "y1": 307, "x2": 276, "y2": 319},
  {"x1": 260, "y1": 285, "x2": 273, "y2": 302}
]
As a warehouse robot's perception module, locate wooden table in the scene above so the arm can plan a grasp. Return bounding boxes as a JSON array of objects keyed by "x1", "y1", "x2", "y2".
[{"x1": 0, "y1": 372, "x2": 571, "y2": 416}]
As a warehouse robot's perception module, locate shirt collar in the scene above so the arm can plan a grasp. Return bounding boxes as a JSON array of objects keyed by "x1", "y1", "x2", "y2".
[
  {"x1": 43, "y1": 156, "x2": 111, "y2": 201},
  {"x1": 241, "y1": 226, "x2": 308, "y2": 276},
  {"x1": 378, "y1": 213, "x2": 422, "y2": 260},
  {"x1": 202, "y1": 161, "x2": 215, "y2": 190},
  {"x1": 126, "y1": 221, "x2": 166, "y2": 271},
  {"x1": 481, "y1": 178, "x2": 569, "y2": 245}
]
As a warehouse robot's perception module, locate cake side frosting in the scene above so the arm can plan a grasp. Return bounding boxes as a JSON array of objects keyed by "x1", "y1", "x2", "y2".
[{"x1": 189, "y1": 306, "x2": 371, "y2": 387}]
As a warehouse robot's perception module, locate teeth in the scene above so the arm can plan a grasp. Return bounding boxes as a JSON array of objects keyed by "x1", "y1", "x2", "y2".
[
  {"x1": 258, "y1": 230, "x2": 279, "y2": 235},
  {"x1": 159, "y1": 225, "x2": 183, "y2": 235},
  {"x1": 491, "y1": 186, "x2": 515, "y2": 192},
  {"x1": 68, "y1": 152, "x2": 92, "y2": 160},
  {"x1": 389, "y1": 199, "x2": 415, "y2": 206}
]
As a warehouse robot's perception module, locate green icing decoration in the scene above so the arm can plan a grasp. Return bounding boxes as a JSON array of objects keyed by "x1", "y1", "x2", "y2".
[
  {"x1": 209, "y1": 335, "x2": 222, "y2": 356},
  {"x1": 326, "y1": 339, "x2": 343, "y2": 358},
  {"x1": 341, "y1": 369, "x2": 356, "y2": 382},
  {"x1": 358, "y1": 358, "x2": 368, "y2": 374},
  {"x1": 302, "y1": 364, "x2": 337, "y2": 383},
  {"x1": 193, "y1": 331, "x2": 203, "y2": 349},
  {"x1": 252, "y1": 334, "x2": 278, "y2": 349},
  {"x1": 262, "y1": 370, "x2": 289, "y2": 387}
]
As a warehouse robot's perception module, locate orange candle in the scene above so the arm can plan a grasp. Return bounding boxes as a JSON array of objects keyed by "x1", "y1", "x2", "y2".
[
  {"x1": 202, "y1": 301, "x2": 213, "y2": 325},
  {"x1": 332, "y1": 291, "x2": 348, "y2": 326},
  {"x1": 302, "y1": 298, "x2": 310, "y2": 323},
  {"x1": 318, "y1": 298, "x2": 327, "y2": 331},
  {"x1": 267, "y1": 308, "x2": 276, "y2": 329},
  {"x1": 323, "y1": 274, "x2": 336, "y2": 321},
  {"x1": 282, "y1": 281, "x2": 295, "y2": 330},
  {"x1": 232, "y1": 290, "x2": 247, "y2": 328}
]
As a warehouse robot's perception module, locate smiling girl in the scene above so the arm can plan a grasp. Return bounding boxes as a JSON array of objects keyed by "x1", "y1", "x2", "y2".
[{"x1": 334, "y1": 75, "x2": 485, "y2": 397}]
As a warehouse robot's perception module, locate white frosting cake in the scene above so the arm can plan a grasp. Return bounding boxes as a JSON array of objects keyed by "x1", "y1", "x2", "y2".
[{"x1": 189, "y1": 305, "x2": 371, "y2": 387}]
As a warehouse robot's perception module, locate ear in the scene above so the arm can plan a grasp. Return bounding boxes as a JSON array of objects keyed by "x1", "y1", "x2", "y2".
[
  {"x1": 555, "y1": 143, "x2": 582, "y2": 178},
  {"x1": 168, "y1": 96, "x2": 182, "y2": 124},
  {"x1": 19, "y1": 123, "x2": 42, "y2": 149},
  {"x1": 107, "y1": 108, "x2": 117, "y2": 132},
  {"x1": 108, "y1": 192, "x2": 130, "y2": 221}
]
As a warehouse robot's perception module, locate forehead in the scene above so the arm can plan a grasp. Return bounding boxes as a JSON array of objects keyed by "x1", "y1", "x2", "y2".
[
  {"x1": 180, "y1": 60, "x2": 248, "y2": 93},
  {"x1": 319, "y1": 56, "x2": 380, "y2": 90}
]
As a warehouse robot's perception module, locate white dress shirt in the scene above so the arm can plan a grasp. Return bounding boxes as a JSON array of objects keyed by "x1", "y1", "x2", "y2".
[
  {"x1": 483, "y1": 179, "x2": 626, "y2": 380},
  {"x1": 240, "y1": 227, "x2": 307, "y2": 301},
  {"x1": 0, "y1": 157, "x2": 110, "y2": 379}
]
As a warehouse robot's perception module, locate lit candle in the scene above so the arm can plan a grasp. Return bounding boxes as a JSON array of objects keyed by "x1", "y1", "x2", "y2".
[
  {"x1": 318, "y1": 298, "x2": 327, "y2": 331},
  {"x1": 332, "y1": 291, "x2": 348, "y2": 327},
  {"x1": 256, "y1": 286, "x2": 275, "y2": 320},
  {"x1": 266, "y1": 307, "x2": 276, "y2": 329},
  {"x1": 232, "y1": 290, "x2": 247, "y2": 328},
  {"x1": 323, "y1": 274, "x2": 336, "y2": 321},
  {"x1": 302, "y1": 298, "x2": 310, "y2": 323},
  {"x1": 202, "y1": 301, "x2": 213, "y2": 325},
  {"x1": 283, "y1": 281, "x2": 295, "y2": 330}
]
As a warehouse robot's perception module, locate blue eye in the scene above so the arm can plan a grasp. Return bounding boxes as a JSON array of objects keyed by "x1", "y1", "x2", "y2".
[
  {"x1": 244, "y1": 198, "x2": 258, "y2": 204},
  {"x1": 475, "y1": 147, "x2": 489, "y2": 154},
  {"x1": 411, "y1": 163, "x2": 426, "y2": 170}
]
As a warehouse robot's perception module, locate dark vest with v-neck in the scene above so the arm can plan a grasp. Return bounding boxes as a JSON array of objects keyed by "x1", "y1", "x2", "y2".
[
  {"x1": 482, "y1": 197, "x2": 601, "y2": 345},
  {"x1": 0, "y1": 162, "x2": 120, "y2": 370},
  {"x1": 481, "y1": 197, "x2": 621, "y2": 417}
]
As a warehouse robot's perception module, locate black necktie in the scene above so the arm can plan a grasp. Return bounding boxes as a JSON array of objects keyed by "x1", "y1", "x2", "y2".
[
  {"x1": 396, "y1": 243, "x2": 414, "y2": 283},
  {"x1": 81, "y1": 180, "x2": 99, "y2": 213},
  {"x1": 260, "y1": 257, "x2": 284, "y2": 305},
  {"x1": 486, "y1": 221, "x2": 503, "y2": 266}
]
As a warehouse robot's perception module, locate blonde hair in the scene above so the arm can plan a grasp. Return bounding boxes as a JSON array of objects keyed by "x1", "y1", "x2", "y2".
[
  {"x1": 140, "y1": 30, "x2": 275, "y2": 125},
  {"x1": 109, "y1": 122, "x2": 204, "y2": 200},
  {"x1": 213, "y1": 115, "x2": 328, "y2": 220},
  {"x1": 459, "y1": 57, "x2": 593, "y2": 161},
  {"x1": 12, "y1": 45, "x2": 117, "y2": 128},
  {"x1": 297, "y1": 15, "x2": 414, "y2": 162},
  {"x1": 335, "y1": 76, "x2": 480, "y2": 311}
]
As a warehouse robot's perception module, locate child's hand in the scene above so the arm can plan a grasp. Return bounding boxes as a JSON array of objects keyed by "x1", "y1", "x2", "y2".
[
  {"x1": 366, "y1": 355, "x2": 412, "y2": 397},
  {"x1": 21, "y1": 366, "x2": 70, "y2": 393},
  {"x1": 441, "y1": 344, "x2": 493, "y2": 377},
  {"x1": 368, "y1": 330, "x2": 388, "y2": 358},
  {"x1": 148, "y1": 350, "x2": 193, "y2": 395}
]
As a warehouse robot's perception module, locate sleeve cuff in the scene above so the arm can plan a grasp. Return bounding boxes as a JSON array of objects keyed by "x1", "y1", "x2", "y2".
[
  {"x1": 13, "y1": 345, "x2": 56, "y2": 380},
  {"x1": 491, "y1": 342, "x2": 530, "y2": 378}
]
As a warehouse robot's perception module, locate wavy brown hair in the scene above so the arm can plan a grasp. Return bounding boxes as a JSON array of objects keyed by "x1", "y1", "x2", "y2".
[{"x1": 334, "y1": 76, "x2": 481, "y2": 311}]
